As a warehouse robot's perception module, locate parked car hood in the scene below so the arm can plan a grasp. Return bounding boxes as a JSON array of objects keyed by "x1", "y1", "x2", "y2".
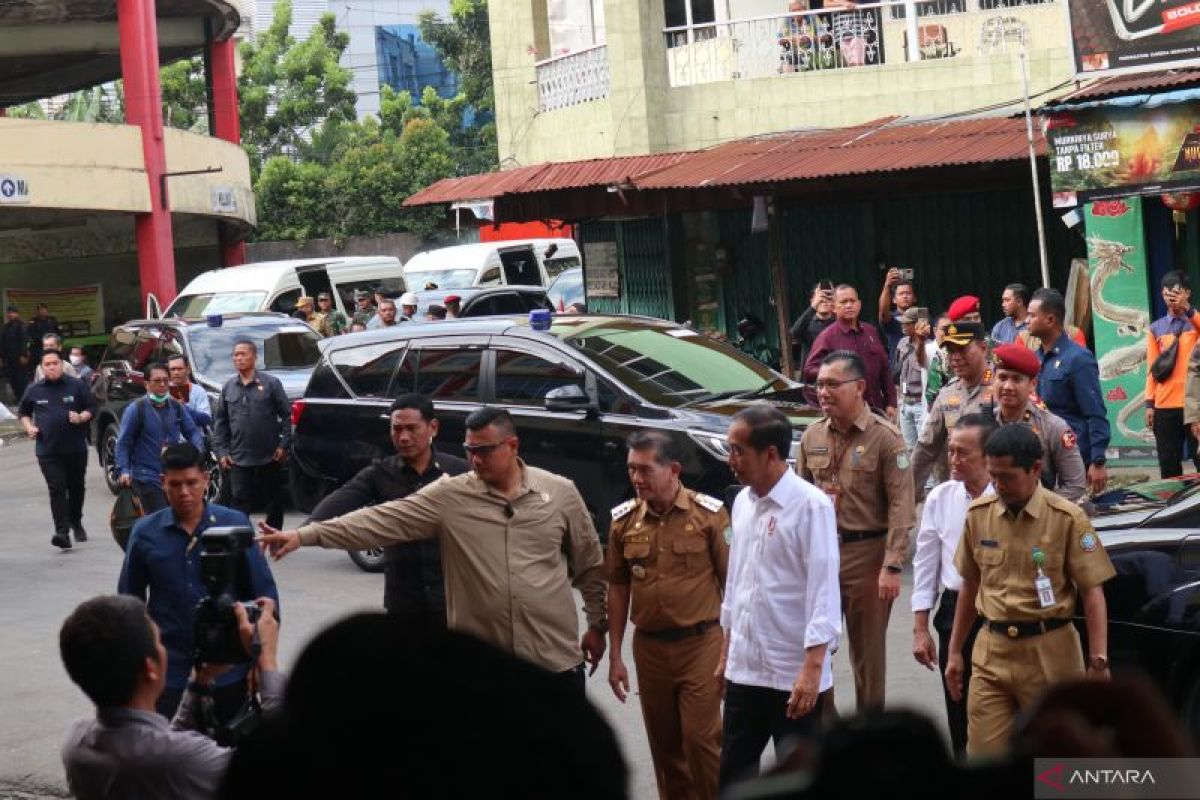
[{"x1": 672, "y1": 395, "x2": 822, "y2": 434}]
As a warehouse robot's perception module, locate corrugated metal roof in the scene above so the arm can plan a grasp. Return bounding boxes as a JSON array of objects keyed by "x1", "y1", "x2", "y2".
[
  {"x1": 1054, "y1": 69, "x2": 1200, "y2": 104},
  {"x1": 405, "y1": 116, "x2": 1039, "y2": 205},
  {"x1": 404, "y1": 153, "x2": 688, "y2": 206},
  {"x1": 635, "y1": 116, "x2": 1041, "y2": 190}
]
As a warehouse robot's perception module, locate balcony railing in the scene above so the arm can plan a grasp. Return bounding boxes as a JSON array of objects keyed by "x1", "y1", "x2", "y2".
[
  {"x1": 664, "y1": 0, "x2": 1058, "y2": 88},
  {"x1": 536, "y1": 45, "x2": 611, "y2": 112}
]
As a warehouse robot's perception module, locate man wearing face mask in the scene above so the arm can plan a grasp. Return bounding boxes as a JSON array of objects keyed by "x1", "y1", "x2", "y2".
[
  {"x1": 308, "y1": 394, "x2": 467, "y2": 625},
  {"x1": 116, "y1": 363, "x2": 205, "y2": 513},
  {"x1": 68, "y1": 347, "x2": 94, "y2": 385}
]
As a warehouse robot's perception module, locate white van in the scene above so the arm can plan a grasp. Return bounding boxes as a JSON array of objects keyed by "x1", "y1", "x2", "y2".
[
  {"x1": 402, "y1": 239, "x2": 580, "y2": 291},
  {"x1": 163, "y1": 257, "x2": 405, "y2": 319}
]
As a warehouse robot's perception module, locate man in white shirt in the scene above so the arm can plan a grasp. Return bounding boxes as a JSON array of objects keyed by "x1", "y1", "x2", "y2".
[
  {"x1": 717, "y1": 406, "x2": 841, "y2": 788},
  {"x1": 910, "y1": 412, "x2": 997, "y2": 755}
]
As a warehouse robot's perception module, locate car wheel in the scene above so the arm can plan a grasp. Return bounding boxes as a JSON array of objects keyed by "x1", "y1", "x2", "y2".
[
  {"x1": 100, "y1": 423, "x2": 121, "y2": 496},
  {"x1": 348, "y1": 547, "x2": 387, "y2": 573}
]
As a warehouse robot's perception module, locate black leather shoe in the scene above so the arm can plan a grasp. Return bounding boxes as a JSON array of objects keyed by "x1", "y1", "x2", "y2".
[
  {"x1": 73, "y1": 525, "x2": 88, "y2": 542},
  {"x1": 51, "y1": 534, "x2": 72, "y2": 550}
]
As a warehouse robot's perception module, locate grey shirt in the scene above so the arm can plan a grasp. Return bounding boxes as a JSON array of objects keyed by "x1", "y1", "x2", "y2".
[
  {"x1": 211, "y1": 371, "x2": 292, "y2": 466},
  {"x1": 62, "y1": 671, "x2": 285, "y2": 800},
  {"x1": 894, "y1": 336, "x2": 925, "y2": 401}
]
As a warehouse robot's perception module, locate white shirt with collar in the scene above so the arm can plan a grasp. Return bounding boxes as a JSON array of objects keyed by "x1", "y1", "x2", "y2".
[
  {"x1": 722, "y1": 469, "x2": 841, "y2": 693},
  {"x1": 911, "y1": 479, "x2": 994, "y2": 612}
]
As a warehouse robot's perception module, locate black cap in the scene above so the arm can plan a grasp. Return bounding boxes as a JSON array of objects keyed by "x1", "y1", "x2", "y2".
[{"x1": 942, "y1": 321, "x2": 987, "y2": 347}]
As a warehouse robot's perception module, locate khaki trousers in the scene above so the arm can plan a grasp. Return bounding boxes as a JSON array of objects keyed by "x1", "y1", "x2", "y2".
[
  {"x1": 967, "y1": 623, "x2": 1085, "y2": 756},
  {"x1": 632, "y1": 626, "x2": 723, "y2": 800},
  {"x1": 839, "y1": 536, "x2": 891, "y2": 711}
]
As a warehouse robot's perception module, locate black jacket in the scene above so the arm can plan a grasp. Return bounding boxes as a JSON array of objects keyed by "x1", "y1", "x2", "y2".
[
  {"x1": 308, "y1": 451, "x2": 468, "y2": 623},
  {"x1": 789, "y1": 306, "x2": 835, "y2": 368},
  {"x1": 2, "y1": 319, "x2": 27, "y2": 361},
  {"x1": 26, "y1": 315, "x2": 61, "y2": 361}
]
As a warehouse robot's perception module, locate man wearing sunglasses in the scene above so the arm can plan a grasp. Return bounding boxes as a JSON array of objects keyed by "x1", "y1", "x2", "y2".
[
  {"x1": 258, "y1": 407, "x2": 608, "y2": 693},
  {"x1": 308, "y1": 394, "x2": 467, "y2": 625}
]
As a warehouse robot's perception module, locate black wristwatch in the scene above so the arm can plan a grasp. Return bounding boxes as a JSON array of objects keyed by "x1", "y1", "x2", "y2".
[{"x1": 1091, "y1": 458, "x2": 1107, "y2": 468}]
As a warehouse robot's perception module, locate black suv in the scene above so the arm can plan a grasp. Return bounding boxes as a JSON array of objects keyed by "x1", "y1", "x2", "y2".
[
  {"x1": 291, "y1": 314, "x2": 820, "y2": 548},
  {"x1": 92, "y1": 313, "x2": 323, "y2": 501}
]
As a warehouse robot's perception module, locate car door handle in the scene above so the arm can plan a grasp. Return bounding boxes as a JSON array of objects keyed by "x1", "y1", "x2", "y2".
[{"x1": 378, "y1": 414, "x2": 390, "y2": 420}]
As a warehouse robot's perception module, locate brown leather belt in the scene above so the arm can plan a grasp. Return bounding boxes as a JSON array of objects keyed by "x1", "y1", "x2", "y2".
[
  {"x1": 638, "y1": 619, "x2": 719, "y2": 643},
  {"x1": 838, "y1": 529, "x2": 887, "y2": 544},
  {"x1": 985, "y1": 617, "x2": 1070, "y2": 639}
]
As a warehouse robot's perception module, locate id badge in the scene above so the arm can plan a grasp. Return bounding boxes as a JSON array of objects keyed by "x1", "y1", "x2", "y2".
[{"x1": 1035, "y1": 570, "x2": 1055, "y2": 609}]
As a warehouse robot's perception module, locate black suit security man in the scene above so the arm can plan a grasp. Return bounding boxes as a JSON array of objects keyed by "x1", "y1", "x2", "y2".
[{"x1": 308, "y1": 394, "x2": 467, "y2": 625}]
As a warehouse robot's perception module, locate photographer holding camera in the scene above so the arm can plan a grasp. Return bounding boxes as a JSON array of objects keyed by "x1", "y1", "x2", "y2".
[
  {"x1": 60, "y1": 594, "x2": 282, "y2": 800},
  {"x1": 119, "y1": 443, "x2": 279, "y2": 723}
]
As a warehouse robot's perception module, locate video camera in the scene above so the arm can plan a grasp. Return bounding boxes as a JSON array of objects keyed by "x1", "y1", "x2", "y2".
[{"x1": 193, "y1": 526, "x2": 261, "y2": 665}]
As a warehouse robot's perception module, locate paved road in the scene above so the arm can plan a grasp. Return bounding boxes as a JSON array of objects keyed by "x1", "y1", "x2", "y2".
[{"x1": 0, "y1": 437, "x2": 946, "y2": 798}]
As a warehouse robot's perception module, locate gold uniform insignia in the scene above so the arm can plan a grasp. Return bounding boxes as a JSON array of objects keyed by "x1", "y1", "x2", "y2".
[
  {"x1": 693, "y1": 492, "x2": 724, "y2": 513},
  {"x1": 611, "y1": 500, "x2": 637, "y2": 521}
]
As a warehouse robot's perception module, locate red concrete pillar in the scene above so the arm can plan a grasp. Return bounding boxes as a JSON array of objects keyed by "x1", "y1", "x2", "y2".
[
  {"x1": 118, "y1": 0, "x2": 177, "y2": 307},
  {"x1": 209, "y1": 37, "x2": 247, "y2": 267}
]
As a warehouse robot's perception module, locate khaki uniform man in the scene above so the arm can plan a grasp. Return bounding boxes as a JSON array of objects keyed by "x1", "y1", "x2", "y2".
[
  {"x1": 912, "y1": 322, "x2": 995, "y2": 496},
  {"x1": 946, "y1": 424, "x2": 1115, "y2": 756},
  {"x1": 797, "y1": 351, "x2": 915, "y2": 711},
  {"x1": 991, "y1": 343, "x2": 1087, "y2": 504},
  {"x1": 607, "y1": 431, "x2": 729, "y2": 800}
]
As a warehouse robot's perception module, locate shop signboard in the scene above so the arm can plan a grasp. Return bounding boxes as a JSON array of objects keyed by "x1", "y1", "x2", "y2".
[
  {"x1": 1046, "y1": 100, "x2": 1200, "y2": 207},
  {"x1": 584, "y1": 241, "x2": 619, "y2": 297},
  {"x1": 1066, "y1": 0, "x2": 1200, "y2": 79},
  {"x1": 3, "y1": 285, "x2": 105, "y2": 340},
  {"x1": 1084, "y1": 197, "x2": 1158, "y2": 461}
]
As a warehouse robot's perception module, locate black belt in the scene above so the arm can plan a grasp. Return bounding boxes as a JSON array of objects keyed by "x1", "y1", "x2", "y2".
[
  {"x1": 985, "y1": 617, "x2": 1070, "y2": 639},
  {"x1": 838, "y1": 529, "x2": 887, "y2": 544},
  {"x1": 638, "y1": 619, "x2": 719, "y2": 643}
]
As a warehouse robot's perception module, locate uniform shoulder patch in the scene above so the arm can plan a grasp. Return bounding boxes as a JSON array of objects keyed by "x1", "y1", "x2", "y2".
[
  {"x1": 1061, "y1": 430, "x2": 1077, "y2": 449},
  {"x1": 1079, "y1": 530, "x2": 1100, "y2": 553},
  {"x1": 896, "y1": 452, "x2": 911, "y2": 470},
  {"x1": 693, "y1": 492, "x2": 724, "y2": 513},
  {"x1": 611, "y1": 499, "x2": 637, "y2": 521}
]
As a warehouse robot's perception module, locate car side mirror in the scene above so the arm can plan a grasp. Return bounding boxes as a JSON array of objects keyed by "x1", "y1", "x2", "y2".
[{"x1": 545, "y1": 383, "x2": 596, "y2": 415}]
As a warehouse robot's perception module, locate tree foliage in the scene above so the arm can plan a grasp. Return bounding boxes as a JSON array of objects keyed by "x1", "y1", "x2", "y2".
[
  {"x1": 419, "y1": 0, "x2": 494, "y2": 115},
  {"x1": 160, "y1": 57, "x2": 209, "y2": 132}
]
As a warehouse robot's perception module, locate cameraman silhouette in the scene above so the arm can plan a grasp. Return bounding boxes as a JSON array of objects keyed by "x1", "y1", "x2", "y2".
[
  {"x1": 60, "y1": 594, "x2": 283, "y2": 800},
  {"x1": 119, "y1": 443, "x2": 279, "y2": 722}
]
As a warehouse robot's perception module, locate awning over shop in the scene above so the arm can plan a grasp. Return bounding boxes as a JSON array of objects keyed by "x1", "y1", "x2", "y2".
[
  {"x1": 404, "y1": 115, "x2": 1043, "y2": 209},
  {"x1": 1054, "y1": 69, "x2": 1200, "y2": 105}
]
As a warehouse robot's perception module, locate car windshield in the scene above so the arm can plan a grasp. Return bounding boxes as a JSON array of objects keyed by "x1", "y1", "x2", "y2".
[
  {"x1": 187, "y1": 322, "x2": 322, "y2": 384},
  {"x1": 560, "y1": 321, "x2": 789, "y2": 406},
  {"x1": 167, "y1": 292, "x2": 268, "y2": 317},
  {"x1": 548, "y1": 270, "x2": 584, "y2": 309},
  {"x1": 406, "y1": 269, "x2": 478, "y2": 289}
]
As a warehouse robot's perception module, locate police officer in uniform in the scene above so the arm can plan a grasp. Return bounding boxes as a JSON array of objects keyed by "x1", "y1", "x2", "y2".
[
  {"x1": 912, "y1": 322, "x2": 994, "y2": 498},
  {"x1": 946, "y1": 424, "x2": 1114, "y2": 756},
  {"x1": 991, "y1": 343, "x2": 1087, "y2": 504},
  {"x1": 797, "y1": 350, "x2": 915, "y2": 711},
  {"x1": 607, "y1": 430, "x2": 729, "y2": 800}
]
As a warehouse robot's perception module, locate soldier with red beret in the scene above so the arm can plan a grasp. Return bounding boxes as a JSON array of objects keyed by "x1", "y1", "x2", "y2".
[{"x1": 992, "y1": 344, "x2": 1088, "y2": 504}]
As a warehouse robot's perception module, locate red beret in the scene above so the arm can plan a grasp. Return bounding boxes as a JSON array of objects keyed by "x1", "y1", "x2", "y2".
[
  {"x1": 947, "y1": 295, "x2": 981, "y2": 321},
  {"x1": 993, "y1": 343, "x2": 1040, "y2": 378}
]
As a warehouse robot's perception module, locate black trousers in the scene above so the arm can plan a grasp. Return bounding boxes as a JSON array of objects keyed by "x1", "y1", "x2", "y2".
[
  {"x1": 5, "y1": 362, "x2": 28, "y2": 404},
  {"x1": 230, "y1": 461, "x2": 286, "y2": 529},
  {"x1": 1153, "y1": 407, "x2": 1200, "y2": 479},
  {"x1": 157, "y1": 675, "x2": 250, "y2": 725},
  {"x1": 557, "y1": 663, "x2": 586, "y2": 698},
  {"x1": 37, "y1": 452, "x2": 87, "y2": 535},
  {"x1": 933, "y1": 589, "x2": 982, "y2": 756},
  {"x1": 719, "y1": 680, "x2": 828, "y2": 788},
  {"x1": 133, "y1": 480, "x2": 168, "y2": 514}
]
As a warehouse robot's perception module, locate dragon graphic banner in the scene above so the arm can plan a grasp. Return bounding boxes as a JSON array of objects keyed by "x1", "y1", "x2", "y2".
[
  {"x1": 1066, "y1": 0, "x2": 1200, "y2": 78},
  {"x1": 1086, "y1": 197, "x2": 1158, "y2": 461},
  {"x1": 1046, "y1": 102, "x2": 1200, "y2": 208}
]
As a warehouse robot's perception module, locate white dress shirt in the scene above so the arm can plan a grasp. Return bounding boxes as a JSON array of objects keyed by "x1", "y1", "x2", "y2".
[
  {"x1": 910, "y1": 479, "x2": 994, "y2": 612},
  {"x1": 187, "y1": 383, "x2": 211, "y2": 422},
  {"x1": 722, "y1": 469, "x2": 841, "y2": 693}
]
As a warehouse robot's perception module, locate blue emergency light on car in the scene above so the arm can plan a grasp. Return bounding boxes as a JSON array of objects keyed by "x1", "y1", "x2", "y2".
[
  {"x1": 529, "y1": 308, "x2": 552, "y2": 331},
  {"x1": 206, "y1": 314, "x2": 223, "y2": 328}
]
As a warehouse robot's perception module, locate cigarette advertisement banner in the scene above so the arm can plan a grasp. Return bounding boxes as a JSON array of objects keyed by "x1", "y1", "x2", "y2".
[
  {"x1": 1066, "y1": 0, "x2": 1200, "y2": 78},
  {"x1": 1085, "y1": 197, "x2": 1157, "y2": 461},
  {"x1": 1046, "y1": 101, "x2": 1200, "y2": 208},
  {"x1": 3, "y1": 285, "x2": 105, "y2": 339}
]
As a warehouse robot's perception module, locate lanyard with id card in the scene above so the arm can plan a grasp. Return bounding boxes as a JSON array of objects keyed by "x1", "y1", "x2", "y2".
[{"x1": 1032, "y1": 547, "x2": 1055, "y2": 608}]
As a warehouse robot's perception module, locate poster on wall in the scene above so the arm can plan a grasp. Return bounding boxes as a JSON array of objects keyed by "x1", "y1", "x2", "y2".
[
  {"x1": 3, "y1": 285, "x2": 105, "y2": 340},
  {"x1": 1065, "y1": 0, "x2": 1200, "y2": 79},
  {"x1": 584, "y1": 241, "x2": 619, "y2": 298},
  {"x1": 1085, "y1": 197, "x2": 1158, "y2": 462},
  {"x1": 1046, "y1": 100, "x2": 1200, "y2": 207}
]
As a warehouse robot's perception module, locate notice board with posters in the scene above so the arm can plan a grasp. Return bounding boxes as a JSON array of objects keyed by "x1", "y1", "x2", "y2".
[
  {"x1": 1085, "y1": 197, "x2": 1158, "y2": 462},
  {"x1": 2, "y1": 285, "x2": 105, "y2": 341},
  {"x1": 1046, "y1": 100, "x2": 1200, "y2": 208},
  {"x1": 584, "y1": 241, "x2": 619, "y2": 298},
  {"x1": 1066, "y1": 0, "x2": 1200, "y2": 78}
]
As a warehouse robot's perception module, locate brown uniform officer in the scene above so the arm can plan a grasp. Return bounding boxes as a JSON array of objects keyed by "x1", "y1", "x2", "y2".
[
  {"x1": 607, "y1": 430, "x2": 729, "y2": 800},
  {"x1": 912, "y1": 321, "x2": 995, "y2": 498},
  {"x1": 797, "y1": 350, "x2": 915, "y2": 711},
  {"x1": 946, "y1": 423, "x2": 1114, "y2": 756}
]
